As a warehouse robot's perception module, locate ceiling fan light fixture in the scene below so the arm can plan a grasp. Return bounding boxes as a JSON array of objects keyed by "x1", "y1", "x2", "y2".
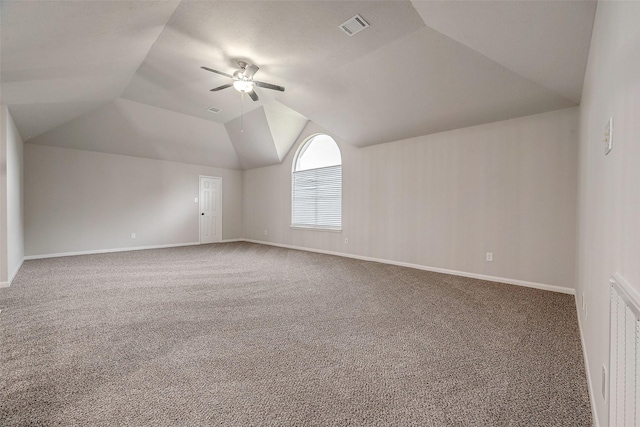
[
  {"x1": 233, "y1": 80, "x2": 253, "y2": 93},
  {"x1": 202, "y1": 62, "x2": 282, "y2": 99}
]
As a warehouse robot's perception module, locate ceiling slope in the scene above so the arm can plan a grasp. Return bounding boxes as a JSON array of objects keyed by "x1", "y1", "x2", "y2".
[
  {"x1": 1, "y1": 1, "x2": 597, "y2": 169},
  {"x1": 28, "y1": 98, "x2": 241, "y2": 170},
  {"x1": 7, "y1": 100, "x2": 108, "y2": 142},
  {"x1": 280, "y1": 25, "x2": 576, "y2": 148},
  {"x1": 263, "y1": 102, "x2": 309, "y2": 162},
  {"x1": 224, "y1": 101, "x2": 308, "y2": 170},
  {"x1": 0, "y1": 0, "x2": 180, "y2": 140},
  {"x1": 411, "y1": 0, "x2": 596, "y2": 104},
  {"x1": 121, "y1": 0, "x2": 425, "y2": 124},
  {"x1": 225, "y1": 108, "x2": 281, "y2": 170}
]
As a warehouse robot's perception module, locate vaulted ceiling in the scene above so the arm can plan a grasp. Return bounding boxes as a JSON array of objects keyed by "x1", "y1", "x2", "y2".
[{"x1": 0, "y1": 0, "x2": 596, "y2": 170}]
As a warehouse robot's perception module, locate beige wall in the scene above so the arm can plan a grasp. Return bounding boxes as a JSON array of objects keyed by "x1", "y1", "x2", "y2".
[
  {"x1": 6, "y1": 108, "x2": 25, "y2": 282},
  {"x1": 0, "y1": 108, "x2": 6, "y2": 283},
  {"x1": 576, "y1": 2, "x2": 640, "y2": 426},
  {"x1": 0, "y1": 106, "x2": 25, "y2": 285},
  {"x1": 244, "y1": 107, "x2": 579, "y2": 290},
  {"x1": 24, "y1": 144, "x2": 243, "y2": 257}
]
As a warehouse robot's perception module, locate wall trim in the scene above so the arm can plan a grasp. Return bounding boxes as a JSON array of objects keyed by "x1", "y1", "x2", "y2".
[
  {"x1": 243, "y1": 239, "x2": 575, "y2": 295},
  {"x1": 1, "y1": 258, "x2": 25, "y2": 288},
  {"x1": 9, "y1": 258, "x2": 24, "y2": 285},
  {"x1": 575, "y1": 294, "x2": 600, "y2": 427},
  {"x1": 18, "y1": 238, "x2": 576, "y2": 295},
  {"x1": 24, "y1": 242, "x2": 202, "y2": 260}
]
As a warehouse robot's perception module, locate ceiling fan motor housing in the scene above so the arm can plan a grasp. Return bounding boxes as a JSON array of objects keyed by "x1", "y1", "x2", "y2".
[{"x1": 202, "y1": 61, "x2": 284, "y2": 101}]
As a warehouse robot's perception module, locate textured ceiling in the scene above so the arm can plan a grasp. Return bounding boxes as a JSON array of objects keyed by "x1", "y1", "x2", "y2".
[
  {"x1": 121, "y1": 1, "x2": 424, "y2": 124},
  {"x1": 411, "y1": 0, "x2": 596, "y2": 104},
  {"x1": 27, "y1": 98, "x2": 241, "y2": 170},
  {"x1": 0, "y1": 0, "x2": 596, "y2": 169},
  {"x1": 281, "y1": 25, "x2": 575, "y2": 147},
  {"x1": 0, "y1": 0, "x2": 181, "y2": 139}
]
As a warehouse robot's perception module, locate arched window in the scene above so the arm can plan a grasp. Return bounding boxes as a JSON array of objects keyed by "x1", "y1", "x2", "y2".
[{"x1": 292, "y1": 134, "x2": 342, "y2": 230}]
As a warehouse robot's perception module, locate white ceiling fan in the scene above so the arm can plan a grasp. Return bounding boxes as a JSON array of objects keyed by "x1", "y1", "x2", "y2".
[{"x1": 201, "y1": 61, "x2": 285, "y2": 102}]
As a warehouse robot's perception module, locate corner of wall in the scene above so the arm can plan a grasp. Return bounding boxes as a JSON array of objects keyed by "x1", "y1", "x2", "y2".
[
  {"x1": 1, "y1": 106, "x2": 26, "y2": 286},
  {"x1": 575, "y1": 2, "x2": 640, "y2": 426},
  {"x1": 0, "y1": 105, "x2": 9, "y2": 283},
  {"x1": 574, "y1": 293, "x2": 601, "y2": 427}
]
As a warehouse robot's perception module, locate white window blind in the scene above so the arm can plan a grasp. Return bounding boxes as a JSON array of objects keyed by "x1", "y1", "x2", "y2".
[{"x1": 292, "y1": 164, "x2": 342, "y2": 229}]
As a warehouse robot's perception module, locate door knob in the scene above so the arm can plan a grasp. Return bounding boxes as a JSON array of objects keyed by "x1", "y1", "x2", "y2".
[{"x1": 201, "y1": 213, "x2": 204, "y2": 215}]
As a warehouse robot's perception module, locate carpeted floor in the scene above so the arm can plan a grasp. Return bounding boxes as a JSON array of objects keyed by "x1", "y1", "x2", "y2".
[{"x1": 1, "y1": 242, "x2": 591, "y2": 426}]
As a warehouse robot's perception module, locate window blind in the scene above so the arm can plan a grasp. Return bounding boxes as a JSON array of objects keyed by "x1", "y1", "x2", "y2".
[{"x1": 292, "y1": 165, "x2": 342, "y2": 229}]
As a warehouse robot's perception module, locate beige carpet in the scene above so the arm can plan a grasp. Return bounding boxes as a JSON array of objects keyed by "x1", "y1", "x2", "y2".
[{"x1": 0, "y1": 242, "x2": 591, "y2": 426}]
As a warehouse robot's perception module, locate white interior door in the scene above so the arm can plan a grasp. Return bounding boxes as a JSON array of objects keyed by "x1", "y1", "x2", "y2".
[{"x1": 199, "y1": 176, "x2": 222, "y2": 244}]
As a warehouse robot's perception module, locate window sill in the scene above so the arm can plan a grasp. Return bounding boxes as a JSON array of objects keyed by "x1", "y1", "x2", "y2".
[{"x1": 290, "y1": 226, "x2": 342, "y2": 233}]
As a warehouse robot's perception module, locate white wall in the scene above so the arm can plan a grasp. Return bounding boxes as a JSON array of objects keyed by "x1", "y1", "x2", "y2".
[
  {"x1": 244, "y1": 107, "x2": 579, "y2": 290},
  {"x1": 6, "y1": 108, "x2": 25, "y2": 281},
  {"x1": 0, "y1": 106, "x2": 25, "y2": 286},
  {"x1": 576, "y1": 2, "x2": 640, "y2": 426},
  {"x1": 0, "y1": 108, "x2": 7, "y2": 283},
  {"x1": 24, "y1": 144, "x2": 243, "y2": 257}
]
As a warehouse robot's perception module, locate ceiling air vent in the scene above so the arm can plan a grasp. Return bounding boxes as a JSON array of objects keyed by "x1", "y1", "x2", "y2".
[
  {"x1": 339, "y1": 14, "x2": 369, "y2": 36},
  {"x1": 207, "y1": 106, "x2": 221, "y2": 114}
]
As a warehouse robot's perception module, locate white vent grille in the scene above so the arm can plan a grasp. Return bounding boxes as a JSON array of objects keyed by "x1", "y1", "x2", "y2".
[
  {"x1": 609, "y1": 274, "x2": 640, "y2": 427},
  {"x1": 206, "y1": 107, "x2": 221, "y2": 113},
  {"x1": 339, "y1": 14, "x2": 369, "y2": 36}
]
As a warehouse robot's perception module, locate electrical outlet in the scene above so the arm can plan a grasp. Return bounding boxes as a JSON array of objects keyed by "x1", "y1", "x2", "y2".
[
  {"x1": 130, "y1": 233, "x2": 136, "y2": 239},
  {"x1": 601, "y1": 364, "x2": 607, "y2": 398},
  {"x1": 264, "y1": 230, "x2": 268, "y2": 236},
  {"x1": 344, "y1": 238, "x2": 349, "y2": 244},
  {"x1": 194, "y1": 197, "x2": 198, "y2": 203},
  {"x1": 485, "y1": 252, "x2": 493, "y2": 262}
]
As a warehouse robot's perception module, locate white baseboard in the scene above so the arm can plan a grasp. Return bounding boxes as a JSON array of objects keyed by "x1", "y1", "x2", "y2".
[
  {"x1": 18, "y1": 238, "x2": 576, "y2": 296},
  {"x1": 24, "y1": 242, "x2": 201, "y2": 260},
  {"x1": 9, "y1": 258, "x2": 24, "y2": 284},
  {"x1": 0, "y1": 258, "x2": 25, "y2": 288},
  {"x1": 575, "y1": 294, "x2": 600, "y2": 427},
  {"x1": 242, "y1": 239, "x2": 575, "y2": 295}
]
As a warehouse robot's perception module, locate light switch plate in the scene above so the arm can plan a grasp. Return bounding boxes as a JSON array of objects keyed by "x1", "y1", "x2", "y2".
[{"x1": 605, "y1": 117, "x2": 613, "y2": 155}]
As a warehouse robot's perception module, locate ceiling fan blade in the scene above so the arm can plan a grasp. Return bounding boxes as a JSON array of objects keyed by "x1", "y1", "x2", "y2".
[
  {"x1": 248, "y1": 90, "x2": 259, "y2": 102},
  {"x1": 201, "y1": 66, "x2": 233, "y2": 79},
  {"x1": 210, "y1": 83, "x2": 233, "y2": 92},
  {"x1": 254, "y1": 81, "x2": 285, "y2": 92},
  {"x1": 244, "y1": 64, "x2": 259, "y2": 79}
]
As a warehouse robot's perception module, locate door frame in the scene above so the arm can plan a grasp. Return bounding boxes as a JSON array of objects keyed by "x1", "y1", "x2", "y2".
[{"x1": 198, "y1": 175, "x2": 223, "y2": 243}]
